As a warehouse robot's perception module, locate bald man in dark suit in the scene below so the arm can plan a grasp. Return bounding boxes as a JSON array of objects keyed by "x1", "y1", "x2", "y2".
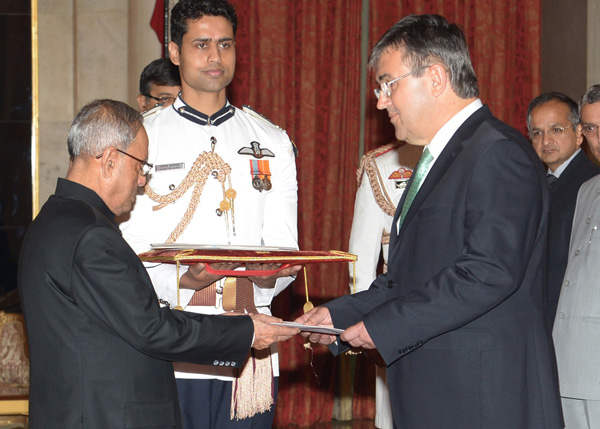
[{"x1": 527, "y1": 91, "x2": 600, "y2": 326}]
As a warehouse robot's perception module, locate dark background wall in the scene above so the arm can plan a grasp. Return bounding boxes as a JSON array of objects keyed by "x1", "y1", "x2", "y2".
[
  {"x1": 541, "y1": 0, "x2": 588, "y2": 100},
  {"x1": 0, "y1": 1, "x2": 32, "y2": 311}
]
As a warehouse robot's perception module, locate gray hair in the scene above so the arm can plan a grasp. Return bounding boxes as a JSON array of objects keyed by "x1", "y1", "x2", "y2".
[
  {"x1": 526, "y1": 91, "x2": 580, "y2": 132},
  {"x1": 368, "y1": 14, "x2": 479, "y2": 99},
  {"x1": 579, "y1": 84, "x2": 600, "y2": 116},
  {"x1": 67, "y1": 99, "x2": 143, "y2": 160}
]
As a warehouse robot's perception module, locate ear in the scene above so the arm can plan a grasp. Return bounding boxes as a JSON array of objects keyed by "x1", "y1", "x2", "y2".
[
  {"x1": 168, "y1": 41, "x2": 180, "y2": 66},
  {"x1": 137, "y1": 94, "x2": 148, "y2": 112},
  {"x1": 575, "y1": 123, "x2": 584, "y2": 147},
  {"x1": 429, "y1": 64, "x2": 448, "y2": 97},
  {"x1": 98, "y1": 147, "x2": 119, "y2": 179}
]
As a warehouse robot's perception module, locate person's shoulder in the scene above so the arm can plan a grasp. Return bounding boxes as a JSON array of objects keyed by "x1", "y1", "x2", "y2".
[
  {"x1": 142, "y1": 104, "x2": 173, "y2": 128},
  {"x1": 237, "y1": 105, "x2": 297, "y2": 156},
  {"x1": 373, "y1": 142, "x2": 403, "y2": 165},
  {"x1": 579, "y1": 173, "x2": 600, "y2": 197},
  {"x1": 237, "y1": 105, "x2": 285, "y2": 131}
]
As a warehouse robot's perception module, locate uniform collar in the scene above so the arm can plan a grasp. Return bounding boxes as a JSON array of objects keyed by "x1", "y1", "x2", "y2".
[{"x1": 172, "y1": 96, "x2": 236, "y2": 126}]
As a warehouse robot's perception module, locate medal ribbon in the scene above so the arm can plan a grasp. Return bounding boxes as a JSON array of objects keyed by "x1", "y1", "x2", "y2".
[{"x1": 250, "y1": 159, "x2": 271, "y2": 180}]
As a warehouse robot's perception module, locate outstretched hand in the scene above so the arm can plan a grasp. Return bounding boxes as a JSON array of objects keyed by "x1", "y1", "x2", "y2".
[
  {"x1": 250, "y1": 313, "x2": 300, "y2": 350},
  {"x1": 340, "y1": 321, "x2": 375, "y2": 349},
  {"x1": 294, "y1": 306, "x2": 337, "y2": 345},
  {"x1": 294, "y1": 307, "x2": 376, "y2": 350}
]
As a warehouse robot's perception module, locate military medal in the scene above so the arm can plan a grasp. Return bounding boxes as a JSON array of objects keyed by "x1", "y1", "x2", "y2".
[
  {"x1": 252, "y1": 175, "x2": 264, "y2": 191},
  {"x1": 262, "y1": 176, "x2": 272, "y2": 191},
  {"x1": 250, "y1": 159, "x2": 272, "y2": 192},
  {"x1": 261, "y1": 160, "x2": 272, "y2": 190}
]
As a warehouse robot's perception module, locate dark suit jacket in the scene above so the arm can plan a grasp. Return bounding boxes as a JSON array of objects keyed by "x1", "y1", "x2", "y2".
[
  {"x1": 546, "y1": 150, "x2": 600, "y2": 325},
  {"x1": 18, "y1": 179, "x2": 254, "y2": 428},
  {"x1": 326, "y1": 106, "x2": 563, "y2": 428}
]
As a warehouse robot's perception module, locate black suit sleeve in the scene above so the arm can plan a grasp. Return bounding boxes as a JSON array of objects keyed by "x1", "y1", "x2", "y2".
[{"x1": 71, "y1": 225, "x2": 254, "y2": 366}]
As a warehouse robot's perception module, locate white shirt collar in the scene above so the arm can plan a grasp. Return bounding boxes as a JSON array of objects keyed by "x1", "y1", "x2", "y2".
[
  {"x1": 548, "y1": 148, "x2": 581, "y2": 178},
  {"x1": 425, "y1": 99, "x2": 483, "y2": 161}
]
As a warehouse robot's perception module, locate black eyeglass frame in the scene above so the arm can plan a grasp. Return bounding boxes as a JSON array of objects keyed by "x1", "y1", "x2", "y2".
[
  {"x1": 95, "y1": 148, "x2": 153, "y2": 176},
  {"x1": 143, "y1": 94, "x2": 177, "y2": 104}
]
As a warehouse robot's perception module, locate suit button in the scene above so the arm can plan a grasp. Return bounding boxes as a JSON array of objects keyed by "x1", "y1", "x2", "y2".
[
  {"x1": 213, "y1": 360, "x2": 219, "y2": 366},
  {"x1": 219, "y1": 361, "x2": 225, "y2": 366},
  {"x1": 231, "y1": 361, "x2": 236, "y2": 366},
  {"x1": 387, "y1": 281, "x2": 394, "y2": 289}
]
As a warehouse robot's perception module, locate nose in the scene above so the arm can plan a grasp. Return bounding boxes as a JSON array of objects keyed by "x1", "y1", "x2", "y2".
[
  {"x1": 138, "y1": 174, "x2": 147, "y2": 187},
  {"x1": 541, "y1": 131, "x2": 553, "y2": 145},
  {"x1": 208, "y1": 44, "x2": 222, "y2": 63},
  {"x1": 376, "y1": 92, "x2": 391, "y2": 110}
]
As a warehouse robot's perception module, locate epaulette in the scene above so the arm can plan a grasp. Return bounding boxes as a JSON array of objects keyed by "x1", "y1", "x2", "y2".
[
  {"x1": 242, "y1": 105, "x2": 283, "y2": 131},
  {"x1": 142, "y1": 103, "x2": 167, "y2": 119},
  {"x1": 242, "y1": 105, "x2": 298, "y2": 158},
  {"x1": 356, "y1": 141, "x2": 403, "y2": 217},
  {"x1": 356, "y1": 142, "x2": 402, "y2": 185}
]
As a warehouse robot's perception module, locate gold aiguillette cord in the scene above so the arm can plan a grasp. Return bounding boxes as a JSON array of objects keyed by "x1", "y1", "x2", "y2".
[{"x1": 174, "y1": 261, "x2": 183, "y2": 310}]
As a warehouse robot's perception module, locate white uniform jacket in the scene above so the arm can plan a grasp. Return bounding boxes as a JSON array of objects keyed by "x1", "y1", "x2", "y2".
[
  {"x1": 553, "y1": 174, "x2": 600, "y2": 400},
  {"x1": 121, "y1": 97, "x2": 298, "y2": 380},
  {"x1": 348, "y1": 143, "x2": 415, "y2": 293}
]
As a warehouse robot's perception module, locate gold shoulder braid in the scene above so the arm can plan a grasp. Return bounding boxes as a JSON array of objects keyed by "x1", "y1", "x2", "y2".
[
  {"x1": 356, "y1": 142, "x2": 400, "y2": 217},
  {"x1": 145, "y1": 145, "x2": 237, "y2": 244}
]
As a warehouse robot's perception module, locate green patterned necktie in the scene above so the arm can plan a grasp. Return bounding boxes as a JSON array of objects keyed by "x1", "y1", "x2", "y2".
[{"x1": 399, "y1": 147, "x2": 433, "y2": 227}]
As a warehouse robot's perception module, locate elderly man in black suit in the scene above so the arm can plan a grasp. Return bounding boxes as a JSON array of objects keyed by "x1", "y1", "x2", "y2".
[
  {"x1": 526, "y1": 92, "x2": 600, "y2": 326},
  {"x1": 297, "y1": 14, "x2": 563, "y2": 429},
  {"x1": 18, "y1": 99, "x2": 298, "y2": 428}
]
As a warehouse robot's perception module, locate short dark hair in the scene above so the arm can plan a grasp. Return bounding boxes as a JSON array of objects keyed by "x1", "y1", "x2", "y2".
[
  {"x1": 368, "y1": 14, "x2": 479, "y2": 99},
  {"x1": 170, "y1": 0, "x2": 237, "y2": 48},
  {"x1": 139, "y1": 58, "x2": 181, "y2": 95},
  {"x1": 526, "y1": 92, "x2": 580, "y2": 132},
  {"x1": 579, "y1": 84, "x2": 600, "y2": 116},
  {"x1": 67, "y1": 100, "x2": 143, "y2": 160}
]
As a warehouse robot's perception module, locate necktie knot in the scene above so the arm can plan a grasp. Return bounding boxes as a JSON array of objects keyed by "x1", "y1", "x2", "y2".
[
  {"x1": 399, "y1": 148, "x2": 433, "y2": 227},
  {"x1": 547, "y1": 173, "x2": 557, "y2": 186}
]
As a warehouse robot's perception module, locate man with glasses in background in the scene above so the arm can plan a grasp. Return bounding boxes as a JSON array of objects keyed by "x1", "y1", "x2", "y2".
[
  {"x1": 136, "y1": 58, "x2": 182, "y2": 113},
  {"x1": 526, "y1": 92, "x2": 600, "y2": 326},
  {"x1": 297, "y1": 14, "x2": 563, "y2": 428},
  {"x1": 553, "y1": 84, "x2": 600, "y2": 429}
]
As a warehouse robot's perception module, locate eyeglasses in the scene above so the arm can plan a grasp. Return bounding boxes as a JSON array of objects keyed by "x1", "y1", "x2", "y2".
[
  {"x1": 582, "y1": 123, "x2": 600, "y2": 139},
  {"x1": 528, "y1": 125, "x2": 573, "y2": 142},
  {"x1": 374, "y1": 65, "x2": 432, "y2": 100},
  {"x1": 95, "y1": 148, "x2": 153, "y2": 176},
  {"x1": 143, "y1": 94, "x2": 177, "y2": 105}
]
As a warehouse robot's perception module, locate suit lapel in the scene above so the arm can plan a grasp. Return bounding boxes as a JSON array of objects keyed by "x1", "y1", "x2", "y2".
[
  {"x1": 389, "y1": 106, "x2": 493, "y2": 260},
  {"x1": 549, "y1": 150, "x2": 585, "y2": 203}
]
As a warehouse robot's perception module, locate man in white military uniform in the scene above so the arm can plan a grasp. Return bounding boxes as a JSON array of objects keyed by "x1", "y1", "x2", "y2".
[
  {"x1": 120, "y1": 1, "x2": 299, "y2": 427},
  {"x1": 553, "y1": 83, "x2": 600, "y2": 428},
  {"x1": 348, "y1": 141, "x2": 420, "y2": 429}
]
